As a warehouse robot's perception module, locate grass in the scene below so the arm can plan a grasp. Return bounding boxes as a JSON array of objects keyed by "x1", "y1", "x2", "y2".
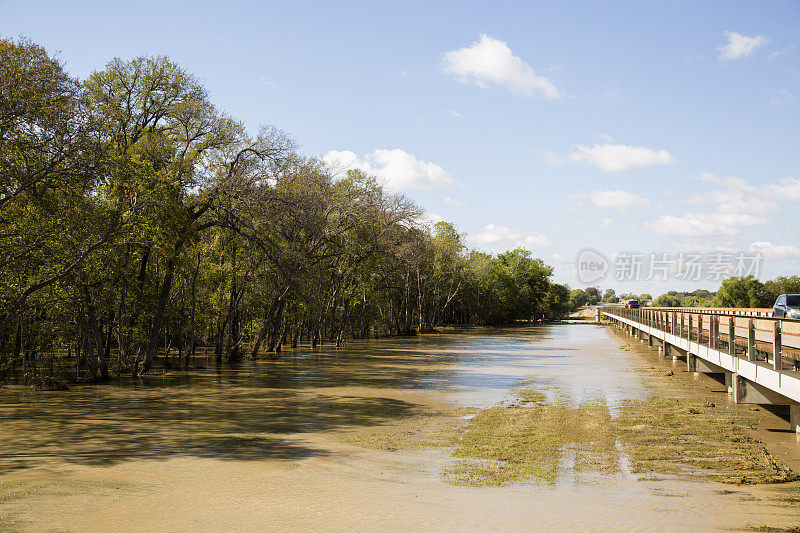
[
  {"x1": 443, "y1": 384, "x2": 798, "y2": 487},
  {"x1": 444, "y1": 392, "x2": 619, "y2": 486},
  {"x1": 616, "y1": 395, "x2": 798, "y2": 484}
]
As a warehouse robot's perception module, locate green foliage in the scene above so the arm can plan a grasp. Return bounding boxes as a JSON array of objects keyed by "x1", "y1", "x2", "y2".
[
  {"x1": 651, "y1": 289, "x2": 715, "y2": 308},
  {"x1": 0, "y1": 38, "x2": 569, "y2": 381},
  {"x1": 712, "y1": 276, "x2": 764, "y2": 308},
  {"x1": 761, "y1": 276, "x2": 800, "y2": 307},
  {"x1": 584, "y1": 287, "x2": 601, "y2": 305},
  {"x1": 569, "y1": 289, "x2": 589, "y2": 309}
]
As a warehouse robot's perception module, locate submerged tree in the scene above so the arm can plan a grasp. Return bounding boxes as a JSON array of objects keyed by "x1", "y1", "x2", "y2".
[{"x1": 0, "y1": 38, "x2": 573, "y2": 383}]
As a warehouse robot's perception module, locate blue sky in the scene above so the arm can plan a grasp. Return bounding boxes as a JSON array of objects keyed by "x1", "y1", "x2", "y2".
[{"x1": 2, "y1": 1, "x2": 799, "y2": 294}]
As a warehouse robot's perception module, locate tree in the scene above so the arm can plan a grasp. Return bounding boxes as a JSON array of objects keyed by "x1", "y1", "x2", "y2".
[
  {"x1": 712, "y1": 276, "x2": 764, "y2": 308},
  {"x1": 584, "y1": 287, "x2": 601, "y2": 305},
  {"x1": 569, "y1": 289, "x2": 588, "y2": 310}
]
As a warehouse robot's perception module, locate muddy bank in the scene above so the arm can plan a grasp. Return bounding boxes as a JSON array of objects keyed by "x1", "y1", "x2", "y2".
[{"x1": 1, "y1": 324, "x2": 800, "y2": 531}]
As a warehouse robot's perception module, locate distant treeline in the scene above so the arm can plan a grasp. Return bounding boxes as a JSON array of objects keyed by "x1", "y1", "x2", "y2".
[
  {"x1": 567, "y1": 287, "x2": 651, "y2": 307},
  {"x1": 650, "y1": 276, "x2": 800, "y2": 308},
  {"x1": 0, "y1": 38, "x2": 575, "y2": 383},
  {"x1": 576, "y1": 275, "x2": 800, "y2": 309}
]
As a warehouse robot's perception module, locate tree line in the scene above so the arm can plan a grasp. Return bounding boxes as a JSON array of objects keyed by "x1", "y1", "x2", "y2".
[
  {"x1": 0, "y1": 38, "x2": 575, "y2": 383},
  {"x1": 651, "y1": 276, "x2": 800, "y2": 309}
]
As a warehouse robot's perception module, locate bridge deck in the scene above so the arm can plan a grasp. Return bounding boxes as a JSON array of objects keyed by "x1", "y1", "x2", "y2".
[{"x1": 602, "y1": 307, "x2": 800, "y2": 406}]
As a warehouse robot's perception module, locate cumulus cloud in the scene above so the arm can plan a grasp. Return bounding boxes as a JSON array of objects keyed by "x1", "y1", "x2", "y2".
[
  {"x1": 447, "y1": 109, "x2": 461, "y2": 117},
  {"x1": 718, "y1": 31, "x2": 767, "y2": 61},
  {"x1": 770, "y1": 177, "x2": 800, "y2": 200},
  {"x1": 321, "y1": 149, "x2": 459, "y2": 191},
  {"x1": 641, "y1": 172, "x2": 800, "y2": 239},
  {"x1": 569, "y1": 143, "x2": 675, "y2": 172},
  {"x1": 749, "y1": 241, "x2": 800, "y2": 261},
  {"x1": 442, "y1": 34, "x2": 559, "y2": 98},
  {"x1": 587, "y1": 190, "x2": 650, "y2": 210},
  {"x1": 473, "y1": 224, "x2": 553, "y2": 249},
  {"x1": 687, "y1": 173, "x2": 777, "y2": 214},
  {"x1": 642, "y1": 212, "x2": 767, "y2": 237}
]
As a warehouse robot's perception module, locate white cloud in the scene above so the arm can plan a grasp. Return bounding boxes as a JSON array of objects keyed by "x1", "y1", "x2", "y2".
[
  {"x1": 588, "y1": 190, "x2": 650, "y2": 210},
  {"x1": 551, "y1": 253, "x2": 566, "y2": 264},
  {"x1": 258, "y1": 76, "x2": 277, "y2": 88},
  {"x1": 749, "y1": 241, "x2": 800, "y2": 261},
  {"x1": 443, "y1": 196, "x2": 465, "y2": 207},
  {"x1": 442, "y1": 34, "x2": 560, "y2": 99},
  {"x1": 321, "y1": 149, "x2": 459, "y2": 191},
  {"x1": 642, "y1": 212, "x2": 767, "y2": 237},
  {"x1": 473, "y1": 224, "x2": 554, "y2": 249},
  {"x1": 770, "y1": 177, "x2": 800, "y2": 200},
  {"x1": 569, "y1": 143, "x2": 675, "y2": 172},
  {"x1": 687, "y1": 173, "x2": 776, "y2": 214},
  {"x1": 601, "y1": 218, "x2": 612, "y2": 228},
  {"x1": 447, "y1": 109, "x2": 461, "y2": 117},
  {"x1": 718, "y1": 31, "x2": 767, "y2": 61}
]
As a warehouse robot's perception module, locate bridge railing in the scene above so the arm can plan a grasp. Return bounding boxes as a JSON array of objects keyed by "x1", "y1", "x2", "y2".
[{"x1": 600, "y1": 306, "x2": 800, "y2": 371}]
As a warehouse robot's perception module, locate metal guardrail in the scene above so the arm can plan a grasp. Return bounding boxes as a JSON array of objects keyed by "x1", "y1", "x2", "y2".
[{"x1": 600, "y1": 306, "x2": 800, "y2": 370}]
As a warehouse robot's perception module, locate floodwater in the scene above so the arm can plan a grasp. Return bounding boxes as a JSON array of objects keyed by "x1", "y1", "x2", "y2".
[{"x1": 0, "y1": 323, "x2": 798, "y2": 531}]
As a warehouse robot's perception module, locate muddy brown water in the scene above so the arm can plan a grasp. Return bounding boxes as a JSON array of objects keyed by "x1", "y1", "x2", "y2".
[{"x1": 1, "y1": 323, "x2": 799, "y2": 531}]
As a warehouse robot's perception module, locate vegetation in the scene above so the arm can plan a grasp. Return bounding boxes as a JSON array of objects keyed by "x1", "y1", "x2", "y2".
[
  {"x1": 649, "y1": 276, "x2": 800, "y2": 309},
  {"x1": 446, "y1": 382, "x2": 798, "y2": 487},
  {"x1": 652, "y1": 289, "x2": 716, "y2": 308},
  {"x1": 0, "y1": 37, "x2": 575, "y2": 383},
  {"x1": 445, "y1": 392, "x2": 618, "y2": 486}
]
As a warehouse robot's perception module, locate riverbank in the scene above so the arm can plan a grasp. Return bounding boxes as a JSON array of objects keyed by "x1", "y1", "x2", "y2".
[{"x1": 2, "y1": 324, "x2": 800, "y2": 531}]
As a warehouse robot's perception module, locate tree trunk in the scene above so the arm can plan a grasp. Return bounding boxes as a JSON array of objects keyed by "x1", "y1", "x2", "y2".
[
  {"x1": 267, "y1": 298, "x2": 287, "y2": 352},
  {"x1": 82, "y1": 286, "x2": 109, "y2": 379},
  {"x1": 139, "y1": 240, "x2": 182, "y2": 374},
  {"x1": 251, "y1": 294, "x2": 283, "y2": 359}
]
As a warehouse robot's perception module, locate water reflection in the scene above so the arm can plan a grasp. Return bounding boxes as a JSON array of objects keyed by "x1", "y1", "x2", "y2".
[{"x1": 0, "y1": 323, "x2": 645, "y2": 472}]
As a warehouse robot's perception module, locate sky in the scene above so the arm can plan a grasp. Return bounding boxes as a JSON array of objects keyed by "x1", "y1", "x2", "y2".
[{"x1": 2, "y1": 0, "x2": 799, "y2": 295}]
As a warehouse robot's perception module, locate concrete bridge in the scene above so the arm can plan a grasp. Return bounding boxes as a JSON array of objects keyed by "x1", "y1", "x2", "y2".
[{"x1": 600, "y1": 306, "x2": 800, "y2": 433}]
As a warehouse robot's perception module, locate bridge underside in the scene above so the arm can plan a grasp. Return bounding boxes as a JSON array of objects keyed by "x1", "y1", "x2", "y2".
[{"x1": 605, "y1": 311, "x2": 800, "y2": 433}]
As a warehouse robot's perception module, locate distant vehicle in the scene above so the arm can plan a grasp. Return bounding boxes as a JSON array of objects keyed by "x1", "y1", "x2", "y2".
[
  {"x1": 773, "y1": 294, "x2": 800, "y2": 318},
  {"x1": 625, "y1": 299, "x2": 640, "y2": 309}
]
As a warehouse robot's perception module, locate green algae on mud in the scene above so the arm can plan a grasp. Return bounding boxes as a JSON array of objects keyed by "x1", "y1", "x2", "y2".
[
  {"x1": 444, "y1": 392, "x2": 619, "y2": 486},
  {"x1": 445, "y1": 386, "x2": 798, "y2": 487},
  {"x1": 617, "y1": 394, "x2": 798, "y2": 484}
]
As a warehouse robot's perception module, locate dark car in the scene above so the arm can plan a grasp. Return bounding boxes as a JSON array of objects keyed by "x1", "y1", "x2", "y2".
[
  {"x1": 625, "y1": 299, "x2": 640, "y2": 309},
  {"x1": 773, "y1": 294, "x2": 800, "y2": 319}
]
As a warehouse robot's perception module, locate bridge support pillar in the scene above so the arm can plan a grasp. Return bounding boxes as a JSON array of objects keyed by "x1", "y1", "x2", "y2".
[
  {"x1": 791, "y1": 405, "x2": 800, "y2": 434},
  {"x1": 647, "y1": 334, "x2": 653, "y2": 347},
  {"x1": 687, "y1": 355, "x2": 725, "y2": 375},
  {"x1": 731, "y1": 374, "x2": 790, "y2": 405}
]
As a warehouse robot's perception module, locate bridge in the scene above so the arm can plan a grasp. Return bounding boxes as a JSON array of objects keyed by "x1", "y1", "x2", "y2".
[{"x1": 600, "y1": 306, "x2": 800, "y2": 433}]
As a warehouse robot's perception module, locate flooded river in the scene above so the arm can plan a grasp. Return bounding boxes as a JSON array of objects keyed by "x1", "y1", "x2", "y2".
[{"x1": 1, "y1": 323, "x2": 799, "y2": 531}]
